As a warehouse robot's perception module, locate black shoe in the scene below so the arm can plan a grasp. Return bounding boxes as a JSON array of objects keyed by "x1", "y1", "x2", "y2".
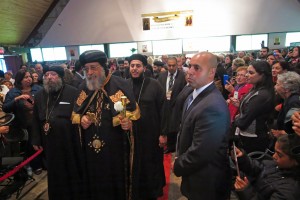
[{"x1": 164, "y1": 148, "x2": 175, "y2": 154}]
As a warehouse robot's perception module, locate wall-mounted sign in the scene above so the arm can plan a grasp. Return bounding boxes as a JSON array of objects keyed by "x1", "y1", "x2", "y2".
[
  {"x1": 141, "y1": 10, "x2": 193, "y2": 31},
  {"x1": 137, "y1": 41, "x2": 153, "y2": 55},
  {"x1": 274, "y1": 37, "x2": 280, "y2": 45}
]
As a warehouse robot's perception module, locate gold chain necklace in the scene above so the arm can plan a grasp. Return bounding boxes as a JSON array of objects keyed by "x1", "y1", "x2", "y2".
[{"x1": 43, "y1": 86, "x2": 64, "y2": 135}]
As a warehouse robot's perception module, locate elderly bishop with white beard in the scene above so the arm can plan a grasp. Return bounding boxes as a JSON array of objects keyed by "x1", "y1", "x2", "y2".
[{"x1": 72, "y1": 50, "x2": 140, "y2": 200}]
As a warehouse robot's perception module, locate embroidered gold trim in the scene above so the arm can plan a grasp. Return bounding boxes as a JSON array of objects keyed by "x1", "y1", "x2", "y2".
[
  {"x1": 110, "y1": 90, "x2": 130, "y2": 104},
  {"x1": 76, "y1": 90, "x2": 87, "y2": 106},
  {"x1": 71, "y1": 112, "x2": 81, "y2": 124}
]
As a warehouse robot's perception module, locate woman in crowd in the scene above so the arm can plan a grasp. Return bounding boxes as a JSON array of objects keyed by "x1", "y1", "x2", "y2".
[
  {"x1": 242, "y1": 55, "x2": 251, "y2": 66},
  {"x1": 271, "y1": 61, "x2": 289, "y2": 83},
  {"x1": 225, "y1": 67, "x2": 252, "y2": 124},
  {"x1": 20, "y1": 64, "x2": 28, "y2": 71},
  {"x1": 234, "y1": 61, "x2": 275, "y2": 153},
  {"x1": 233, "y1": 134, "x2": 300, "y2": 200},
  {"x1": 266, "y1": 53, "x2": 277, "y2": 66},
  {"x1": 224, "y1": 54, "x2": 234, "y2": 75},
  {"x1": 3, "y1": 69, "x2": 43, "y2": 173},
  {"x1": 271, "y1": 72, "x2": 300, "y2": 138},
  {"x1": 31, "y1": 72, "x2": 39, "y2": 85},
  {"x1": 231, "y1": 58, "x2": 245, "y2": 78},
  {"x1": 288, "y1": 46, "x2": 300, "y2": 68},
  {"x1": 1, "y1": 80, "x2": 13, "y2": 90},
  {"x1": 271, "y1": 61, "x2": 289, "y2": 124}
]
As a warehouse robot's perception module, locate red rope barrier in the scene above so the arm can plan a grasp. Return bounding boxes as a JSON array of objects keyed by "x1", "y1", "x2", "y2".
[{"x1": 0, "y1": 149, "x2": 43, "y2": 182}]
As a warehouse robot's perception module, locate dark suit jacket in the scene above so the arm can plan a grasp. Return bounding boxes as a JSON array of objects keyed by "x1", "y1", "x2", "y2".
[
  {"x1": 112, "y1": 68, "x2": 130, "y2": 79},
  {"x1": 168, "y1": 84, "x2": 193, "y2": 133},
  {"x1": 174, "y1": 83, "x2": 231, "y2": 200},
  {"x1": 158, "y1": 70, "x2": 186, "y2": 134},
  {"x1": 157, "y1": 70, "x2": 186, "y2": 105},
  {"x1": 71, "y1": 72, "x2": 85, "y2": 88}
]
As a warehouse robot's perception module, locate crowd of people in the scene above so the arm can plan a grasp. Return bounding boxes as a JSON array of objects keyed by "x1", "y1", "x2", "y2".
[{"x1": 0, "y1": 46, "x2": 299, "y2": 200}]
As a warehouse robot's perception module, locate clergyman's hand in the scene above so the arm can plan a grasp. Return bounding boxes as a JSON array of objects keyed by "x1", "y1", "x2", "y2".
[
  {"x1": 120, "y1": 117, "x2": 132, "y2": 131},
  {"x1": 81, "y1": 115, "x2": 92, "y2": 129}
]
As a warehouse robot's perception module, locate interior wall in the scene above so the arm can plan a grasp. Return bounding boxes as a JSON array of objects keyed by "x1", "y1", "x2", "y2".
[
  {"x1": 39, "y1": 0, "x2": 300, "y2": 47},
  {"x1": 4, "y1": 55, "x2": 22, "y2": 75}
]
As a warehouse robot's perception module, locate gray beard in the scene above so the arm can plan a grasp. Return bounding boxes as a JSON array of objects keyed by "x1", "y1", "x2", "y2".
[
  {"x1": 43, "y1": 78, "x2": 63, "y2": 93},
  {"x1": 85, "y1": 73, "x2": 106, "y2": 91}
]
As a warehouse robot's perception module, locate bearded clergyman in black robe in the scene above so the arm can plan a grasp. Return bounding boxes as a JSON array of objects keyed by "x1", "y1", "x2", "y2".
[
  {"x1": 32, "y1": 66, "x2": 83, "y2": 200},
  {"x1": 127, "y1": 54, "x2": 166, "y2": 199},
  {"x1": 71, "y1": 50, "x2": 140, "y2": 200}
]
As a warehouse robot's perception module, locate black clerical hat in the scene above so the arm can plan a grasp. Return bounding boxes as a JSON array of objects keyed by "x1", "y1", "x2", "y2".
[
  {"x1": 45, "y1": 66, "x2": 65, "y2": 78},
  {"x1": 79, "y1": 50, "x2": 107, "y2": 68},
  {"x1": 128, "y1": 54, "x2": 147, "y2": 66},
  {"x1": 153, "y1": 60, "x2": 164, "y2": 67}
]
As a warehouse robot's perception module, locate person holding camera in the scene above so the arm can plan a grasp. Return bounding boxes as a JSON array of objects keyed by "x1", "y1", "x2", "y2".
[
  {"x1": 233, "y1": 134, "x2": 300, "y2": 200},
  {"x1": 225, "y1": 67, "x2": 252, "y2": 124},
  {"x1": 2, "y1": 69, "x2": 42, "y2": 171}
]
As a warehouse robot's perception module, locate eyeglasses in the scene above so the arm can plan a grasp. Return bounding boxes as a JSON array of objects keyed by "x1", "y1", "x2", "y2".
[
  {"x1": 236, "y1": 74, "x2": 246, "y2": 77},
  {"x1": 83, "y1": 65, "x2": 100, "y2": 72}
]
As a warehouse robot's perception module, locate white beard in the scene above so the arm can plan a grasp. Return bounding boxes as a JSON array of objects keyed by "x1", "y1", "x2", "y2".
[{"x1": 85, "y1": 71, "x2": 106, "y2": 91}]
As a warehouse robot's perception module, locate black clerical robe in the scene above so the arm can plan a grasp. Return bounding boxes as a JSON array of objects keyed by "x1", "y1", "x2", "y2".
[
  {"x1": 31, "y1": 84, "x2": 83, "y2": 200},
  {"x1": 72, "y1": 75, "x2": 139, "y2": 200},
  {"x1": 129, "y1": 77, "x2": 166, "y2": 199}
]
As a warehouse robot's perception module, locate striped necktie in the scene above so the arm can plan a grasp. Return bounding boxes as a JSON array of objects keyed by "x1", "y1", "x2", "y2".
[
  {"x1": 186, "y1": 94, "x2": 194, "y2": 110},
  {"x1": 169, "y1": 74, "x2": 174, "y2": 90}
]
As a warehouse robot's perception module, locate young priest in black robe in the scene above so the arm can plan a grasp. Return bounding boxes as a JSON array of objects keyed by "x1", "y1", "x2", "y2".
[
  {"x1": 32, "y1": 66, "x2": 83, "y2": 200},
  {"x1": 72, "y1": 50, "x2": 140, "y2": 200},
  {"x1": 128, "y1": 54, "x2": 166, "y2": 199}
]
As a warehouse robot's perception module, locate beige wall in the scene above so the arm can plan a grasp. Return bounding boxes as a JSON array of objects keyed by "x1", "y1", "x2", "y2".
[{"x1": 39, "y1": 0, "x2": 300, "y2": 47}]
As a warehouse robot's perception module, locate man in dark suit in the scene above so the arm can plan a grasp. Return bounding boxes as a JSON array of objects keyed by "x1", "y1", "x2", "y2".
[
  {"x1": 173, "y1": 52, "x2": 231, "y2": 200},
  {"x1": 158, "y1": 57, "x2": 186, "y2": 153},
  {"x1": 71, "y1": 60, "x2": 85, "y2": 88},
  {"x1": 112, "y1": 59, "x2": 130, "y2": 79}
]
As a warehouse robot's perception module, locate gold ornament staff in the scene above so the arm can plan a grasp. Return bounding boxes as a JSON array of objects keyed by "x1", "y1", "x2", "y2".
[{"x1": 121, "y1": 96, "x2": 134, "y2": 200}]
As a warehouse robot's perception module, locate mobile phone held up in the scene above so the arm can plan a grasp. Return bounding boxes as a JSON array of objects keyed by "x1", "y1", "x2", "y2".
[
  {"x1": 234, "y1": 91, "x2": 239, "y2": 99},
  {"x1": 223, "y1": 74, "x2": 229, "y2": 86}
]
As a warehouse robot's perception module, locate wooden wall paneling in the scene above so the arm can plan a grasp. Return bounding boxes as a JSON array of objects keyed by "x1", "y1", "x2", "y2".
[{"x1": 0, "y1": 0, "x2": 53, "y2": 45}]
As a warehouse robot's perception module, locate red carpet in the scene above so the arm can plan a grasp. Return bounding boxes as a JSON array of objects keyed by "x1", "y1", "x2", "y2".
[{"x1": 158, "y1": 153, "x2": 172, "y2": 200}]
